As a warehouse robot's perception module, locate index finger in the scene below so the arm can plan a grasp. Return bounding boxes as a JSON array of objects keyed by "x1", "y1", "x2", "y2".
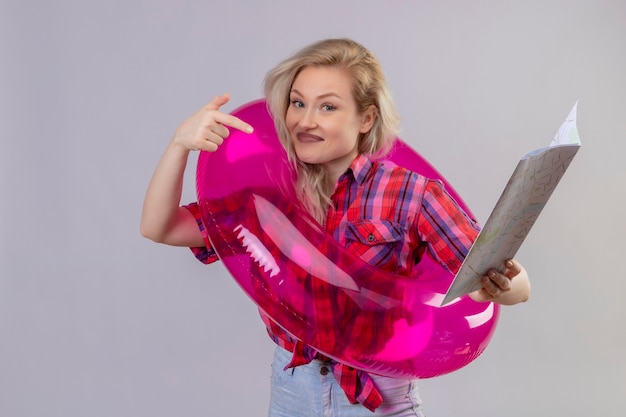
[
  {"x1": 503, "y1": 258, "x2": 522, "y2": 278},
  {"x1": 215, "y1": 112, "x2": 254, "y2": 134}
]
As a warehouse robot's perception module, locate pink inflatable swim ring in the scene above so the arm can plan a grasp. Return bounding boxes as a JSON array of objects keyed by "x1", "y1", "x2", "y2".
[{"x1": 196, "y1": 99, "x2": 499, "y2": 378}]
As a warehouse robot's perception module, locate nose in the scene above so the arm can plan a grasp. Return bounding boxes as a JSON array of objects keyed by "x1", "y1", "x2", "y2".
[{"x1": 298, "y1": 107, "x2": 318, "y2": 129}]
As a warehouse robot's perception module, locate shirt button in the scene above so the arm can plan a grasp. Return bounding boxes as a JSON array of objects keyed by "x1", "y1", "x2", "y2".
[
  {"x1": 320, "y1": 366, "x2": 329, "y2": 376},
  {"x1": 367, "y1": 234, "x2": 375, "y2": 242}
]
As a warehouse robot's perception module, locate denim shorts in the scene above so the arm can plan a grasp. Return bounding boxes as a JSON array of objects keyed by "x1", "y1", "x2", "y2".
[{"x1": 268, "y1": 346, "x2": 425, "y2": 417}]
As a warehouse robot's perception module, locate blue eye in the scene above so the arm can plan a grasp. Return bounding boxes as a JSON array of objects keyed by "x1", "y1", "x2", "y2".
[
  {"x1": 290, "y1": 99, "x2": 304, "y2": 108},
  {"x1": 321, "y1": 104, "x2": 336, "y2": 111}
]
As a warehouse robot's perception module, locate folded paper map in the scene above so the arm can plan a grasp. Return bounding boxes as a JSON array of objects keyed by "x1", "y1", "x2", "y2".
[{"x1": 442, "y1": 103, "x2": 582, "y2": 305}]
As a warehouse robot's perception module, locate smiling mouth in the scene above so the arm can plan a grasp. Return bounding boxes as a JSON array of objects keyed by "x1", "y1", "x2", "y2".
[{"x1": 296, "y1": 132, "x2": 323, "y2": 143}]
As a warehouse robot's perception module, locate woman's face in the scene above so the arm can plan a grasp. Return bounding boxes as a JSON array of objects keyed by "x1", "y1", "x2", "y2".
[{"x1": 286, "y1": 66, "x2": 373, "y2": 179}]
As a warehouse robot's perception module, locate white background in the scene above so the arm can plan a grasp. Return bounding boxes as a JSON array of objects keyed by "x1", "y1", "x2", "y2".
[{"x1": 2, "y1": 1, "x2": 625, "y2": 416}]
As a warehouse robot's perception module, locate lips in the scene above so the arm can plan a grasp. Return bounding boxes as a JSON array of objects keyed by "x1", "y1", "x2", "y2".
[{"x1": 296, "y1": 132, "x2": 324, "y2": 143}]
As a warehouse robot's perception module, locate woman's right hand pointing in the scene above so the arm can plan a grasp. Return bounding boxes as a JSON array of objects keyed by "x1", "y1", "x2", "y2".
[{"x1": 172, "y1": 93, "x2": 254, "y2": 152}]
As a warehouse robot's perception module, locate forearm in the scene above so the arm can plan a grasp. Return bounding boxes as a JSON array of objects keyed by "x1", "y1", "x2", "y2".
[
  {"x1": 140, "y1": 95, "x2": 253, "y2": 247},
  {"x1": 140, "y1": 140, "x2": 193, "y2": 243}
]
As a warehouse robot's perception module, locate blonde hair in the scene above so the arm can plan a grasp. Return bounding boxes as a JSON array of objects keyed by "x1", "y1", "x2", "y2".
[{"x1": 263, "y1": 38, "x2": 400, "y2": 223}]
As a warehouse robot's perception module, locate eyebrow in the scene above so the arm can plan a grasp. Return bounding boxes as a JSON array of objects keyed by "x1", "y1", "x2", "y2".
[{"x1": 290, "y1": 89, "x2": 343, "y2": 100}]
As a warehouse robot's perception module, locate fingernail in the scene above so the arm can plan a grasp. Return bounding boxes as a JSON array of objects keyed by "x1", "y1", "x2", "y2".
[{"x1": 506, "y1": 260, "x2": 514, "y2": 268}]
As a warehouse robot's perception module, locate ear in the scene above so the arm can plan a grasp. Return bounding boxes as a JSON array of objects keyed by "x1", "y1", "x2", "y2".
[{"x1": 359, "y1": 105, "x2": 377, "y2": 134}]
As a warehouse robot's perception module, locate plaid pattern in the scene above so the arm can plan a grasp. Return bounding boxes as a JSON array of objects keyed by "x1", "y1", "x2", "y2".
[
  {"x1": 285, "y1": 340, "x2": 383, "y2": 411},
  {"x1": 186, "y1": 154, "x2": 479, "y2": 412},
  {"x1": 184, "y1": 203, "x2": 218, "y2": 264}
]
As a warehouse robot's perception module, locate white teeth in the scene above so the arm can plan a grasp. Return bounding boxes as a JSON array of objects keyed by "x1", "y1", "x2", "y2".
[{"x1": 234, "y1": 225, "x2": 281, "y2": 278}]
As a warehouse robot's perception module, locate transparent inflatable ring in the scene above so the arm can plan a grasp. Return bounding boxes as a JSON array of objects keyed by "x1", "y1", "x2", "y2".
[{"x1": 195, "y1": 99, "x2": 499, "y2": 378}]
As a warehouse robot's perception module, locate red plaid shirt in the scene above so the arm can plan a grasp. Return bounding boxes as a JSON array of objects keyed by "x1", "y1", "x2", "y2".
[{"x1": 186, "y1": 154, "x2": 479, "y2": 411}]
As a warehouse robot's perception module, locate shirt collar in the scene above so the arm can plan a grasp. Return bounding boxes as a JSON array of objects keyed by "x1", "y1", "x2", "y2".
[{"x1": 343, "y1": 154, "x2": 375, "y2": 185}]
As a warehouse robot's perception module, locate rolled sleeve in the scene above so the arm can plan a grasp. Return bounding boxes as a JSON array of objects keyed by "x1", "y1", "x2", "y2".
[
  {"x1": 417, "y1": 180, "x2": 480, "y2": 274},
  {"x1": 183, "y1": 202, "x2": 219, "y2": 265}
]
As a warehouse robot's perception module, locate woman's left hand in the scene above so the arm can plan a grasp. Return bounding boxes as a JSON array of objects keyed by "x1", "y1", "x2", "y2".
[{"x1": 469, "y1": 258, "x2": 531, "y2": 305}]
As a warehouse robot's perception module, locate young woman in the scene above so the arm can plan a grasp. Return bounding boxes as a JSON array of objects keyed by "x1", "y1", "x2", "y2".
[{"x1": 141, "y1": 38, "x2": 530, "y2": 417}]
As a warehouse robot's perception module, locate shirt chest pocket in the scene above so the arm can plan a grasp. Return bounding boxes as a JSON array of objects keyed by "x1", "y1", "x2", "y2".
[{"x1": 344, "y1": 219, "x2": 404, "y2": 269}]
